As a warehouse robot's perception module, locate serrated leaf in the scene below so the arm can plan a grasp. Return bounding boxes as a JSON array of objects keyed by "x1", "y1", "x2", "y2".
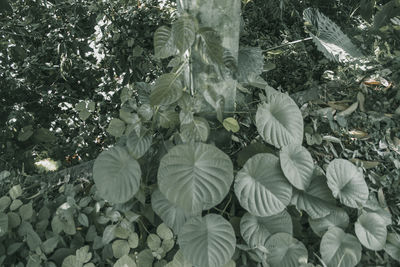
[
  {"x1": 154, "y1": 26, "x2": 177, "y2": 58},
  {"x1": 172, "y1": 16, "x2": 196, "y2": 54},
  {"x1": 151, "y1": 189, "x2": 189, "y2": 234},
  {"x1": 303, "y1": 8, "x2": 362, "y2": 63},
  {"x1": 150, "y1": 73, "x2": 183, "y2": 106},
  {"x1": 158, "y1": 143, "x2": 234, "y2": 214},
  {"x1": 234, "y1": 153, "x2": 292, "y2": 217},
  {"x1": 107, "y1": 118, "x2": 126, "y2": 137},
  {"x1": 309, "y1": 208, "x2": 349, "y2": 237},
  {"x1": 223, "y1": 117, "x2": 240, "y2": 133},
  {"x1": 280, "y1": 144, "x2": 314, "y2": 190},
  {"x1": 265, "y1": 232, "x2": 308, "y2": 267},
  {"x1": 320, "y1": 227, "x2": 361, "y2": 267},
  {"x1": 256, "y1": 93, "x2": 304, "y2": 149},
  {"x1": 178, "y1": 214, "x2": 236, "y2": 267},
  {"x1": 240, "y1": 211, "x2": 292, "y2": 248},
  {"x1": 93, "y1": 146, "x2": 141, "y2": 204},
  {"x1": 326, "y1": 159, "x2": 368, "y2": 208},
  {"x1": 355, "y1": 212, "x2": 387, "y2": 251},
  {"x1": 291, "y1": 169, "x2": 336, "y2": 219}
]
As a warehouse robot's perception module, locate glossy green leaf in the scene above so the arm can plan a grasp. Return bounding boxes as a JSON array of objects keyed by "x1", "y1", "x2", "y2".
[
  {"x1": 291, "y1": 169, "x2": 336, "y2": 219},
  {"x1": 265, "y1": 232, "x2": 308, "y2": 267},
  {"x1": 234, "y1": 153, "x2": 292, "y2": 216},
  {"x1": 240, "y1": 210, "x2": 292, "y2": 248},
  {"x1": 309, "y1": 208, "x2": 349, "y2": 237},
  {"x1": 151, "y1": 189, "x2": 189, "y2": 234},
  {"x1": 355, "y1": 212, "x2": 387, "y2": 251},
  {"x1": 280, "y1": 144, "x2": 314, "y2": 190},
  {"x1": 326, "y1": 159, "x2": 368, "y2": 208},
  {"x1": 172, "y1": 16, "x2": 196, "y2": 54},
  {"x1": 320, "y1": 227, "x2": 361, "y2": 267},
  {"x1": 256, "y1": 93, "x2": 304, "y2": 149},
  {"x1": 178, "y1": 214, "x2": 236, "y2": 267},
  {"x1": 150, "y1": 73, "x2": 183, "y2": 106},
  {"x1": 93, "y1": 146, "x2": 141, "y2": 204},
  {"x1": 154, "y1": 26, "x2": 177, "y2": 58},
  {"x1": 158, "y1": 143, "x2": 233, "y2": 214}
]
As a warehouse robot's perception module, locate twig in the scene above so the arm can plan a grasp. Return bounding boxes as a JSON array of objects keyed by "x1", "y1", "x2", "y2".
[{"x1": 263, "y1": 37, "x2": 313, "y2": 52}]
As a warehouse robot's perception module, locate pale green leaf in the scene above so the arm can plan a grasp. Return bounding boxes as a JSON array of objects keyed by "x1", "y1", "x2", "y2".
[
  {"x1": 150, "y1": 73, "x2": 183, "y2": 106},
  {"x1": 113, "y1": 255, "x2": 137, "y2": 267},
  {"x1": 355, "y1": 212, "x2": 387, "y2": 251},
  {"x1": 223, "y1": 117, "x2": 240, "y2": 133},
  {"x1": 309, "y1": 208, "x2": 349, "y2": 237},
  {"x1": 0, "y1": 212, "x2": 8, "y2": 237},
  {"x1": 178, "y1": 214, "x2": 236, "y2": 267},
  {"x1": 9, "y1": 184, "x2": 22, "y2": 200},
  {"x1": 93, "y1": 146, "x2": 141, "y2": 204},
  {"x1": 180, "y1": 117, "x2": 210, "y2": 143},
  {"x1": 154, "y1": 26, "x2": 177, "y2": 58},
  {"x1": 158, "y1": 143, "x2": 233, "y2": 214},
  {"x1": 126, "y1": 132, "x2": 152, "y2": 159},
  {"x1": 107, "y1": 118, "x2": 126, "y2": 137},
  {"x1": 112, "y1": 240, "x2": 130, "y2": 258},
  {"x1": 0, "y1": 196, "x2": 11, "y2": 212},
  {"x1": 384, "y1": 232, "x2": 400, "y2": 262},
  {"x1": 197, "y1": 27, "x2": 224, "y2": 65},
  {"x1": 157, "y1": 223, "x2": 173, "y2": 240},
  {"x1": 172, "y1": 16, "x2": 196, "y2": 54},
  {"x1": 234, "y1": 153, "x2": 292, "y2": 217},
  {"x1": 256, "y1": 93, "x2": 304, "y2": 149}
]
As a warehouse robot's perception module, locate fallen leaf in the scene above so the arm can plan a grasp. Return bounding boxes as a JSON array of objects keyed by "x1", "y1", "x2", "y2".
[
  {"x1": 338, "y1": 102, "x2": 358, "y2": 116},
  {"x1": 357, "y1": 92, "x2": 365, "y2": 112},
  {"x1": 350, "y1": 158, "x2": 380, "y2": 169},
  {"x1": 348, "y1": 129, "x2": 369, "y2": 139}
]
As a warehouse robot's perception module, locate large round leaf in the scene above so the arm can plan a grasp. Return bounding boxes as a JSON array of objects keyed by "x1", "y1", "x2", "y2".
[
  {"x1": 309, "y1": 208, "x2": 349, "y2": 237},
  {"x1": 158, "y1": 143, "x2": 233, "y2": 214},
  {"x1": 234, "y1": 153, "x2": 292, "y2": 216},
  {"x1": 355, "y1": 212, "x2": 387, "y2": 250},
  {"x1": 291, "y1": 169, "x2": 336, "y2": 219},
  {"x1": 256, "y1": 93, "x2": 303, "y2": 149},
  {"x1": 151, "y1": 189, "x2": 189, "y2": 234},
  {"x1": 326, "y1": 159, "x2": 368, "y2": 208},
  {"x1": 265, "y1": 232, "x2": 308, "y2": 267},
  {"x1": 178, "y1": 214, "x2": 236, "y2": 267},
  {"x1": 240, "y1": 211, "x2": 292, "y2": 248},
  {"x1": 320, "y1": 227, "x2": 361, "y2": 267},
  {"x1": 384, "y1": 232, "x2": 400, "y2": 262},
  {"x1": 280, "y1": 144, "x2": 314, "y2": 190},
  {"x1": 93, "y1": 146, "x2": 141, "y2": 204}
]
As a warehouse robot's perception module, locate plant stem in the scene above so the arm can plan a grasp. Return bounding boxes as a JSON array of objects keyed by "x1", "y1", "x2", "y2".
[{"x1": 263, "y1": 37, "x2": 313, "y2": 52}]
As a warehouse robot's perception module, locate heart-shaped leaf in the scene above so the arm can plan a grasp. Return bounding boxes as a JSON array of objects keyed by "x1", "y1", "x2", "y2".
[
  {"x1": 326, "y1": 159, "x2": 368, "y2": 208},
  {"x1": 256, "y1": 93, "x2": 303, "y2": 149},
  {"x1": 265, "y1": 232, "x2": 308, "y2": 267},
  {"x1": 240, "y1": 211, "x2": 292, "y2": 248},
  {"x1": 320, "y1": 227, "x2": 362, "y2": 267},
  {"x1": 172, "y1": 16, "x2": 196, "y2": 54},
  {"x1": 178, "y1": 214, "x2": 236, "y2": 267},
  {"x1": 126, "y1": 132, "x2": 152, "y2": 159},
  {"x1": 234, "y1": 153, "x2": 292, "y2": 217},
  {"x1": 154, "y1": 26, "x2": 177, "y2": 59},
  {"x1": 150, "y1": 73, "x2": 183, "y2": 106},
  {"x1": 158, "y1": 143, "x2": 233, "y2": 214},
  {"x1": 355, "y1": 212, "x2": 387, "y2": 251},
  {"x1": 309, "y1": 207, "x2": 349, "y2": 237},
  {"x1": 93, "y1": 146, "x2": 141, "y2": 204},
  {"x1": 280, "y1": 144, "x2": 314, "y2": 190},
  {"x1": 151, "y1": 189, "x2": 189, "y2": 234},
  {"x1": 291, "y1": 169, "x2": 336, "y2": 219}
]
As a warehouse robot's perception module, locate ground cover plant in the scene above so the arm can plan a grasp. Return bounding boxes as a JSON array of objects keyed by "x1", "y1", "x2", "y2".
[{"x1": 0, "y1": 0, "x2": 400, "y2": 266}]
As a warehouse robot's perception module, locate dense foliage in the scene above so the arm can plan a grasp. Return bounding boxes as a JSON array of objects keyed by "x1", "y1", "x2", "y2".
[{"x1": 1, "y1": 0, "x2": 400, "y2": 266}]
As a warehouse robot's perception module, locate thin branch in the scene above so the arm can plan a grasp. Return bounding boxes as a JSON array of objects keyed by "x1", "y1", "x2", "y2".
[{"x1": 263, "y1": 37, "x2": 313, "y2": 52}]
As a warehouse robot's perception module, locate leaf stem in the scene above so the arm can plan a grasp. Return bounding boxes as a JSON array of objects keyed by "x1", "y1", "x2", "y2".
[{"x1": 263, "y1": 37, "x2": 313, "y2": 52}]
